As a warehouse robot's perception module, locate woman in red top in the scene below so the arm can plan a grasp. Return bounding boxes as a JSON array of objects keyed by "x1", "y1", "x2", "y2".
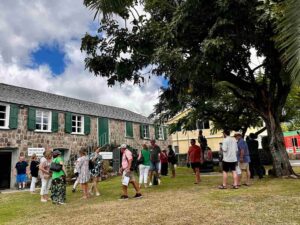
[{"x1": 160, "y1": 150, "x2": 169, "y2": 176}]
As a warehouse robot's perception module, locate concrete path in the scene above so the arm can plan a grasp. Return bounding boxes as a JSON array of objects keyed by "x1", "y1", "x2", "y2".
[{"x1": 290, "y1": 160, "x2": 300, "y2": 167}]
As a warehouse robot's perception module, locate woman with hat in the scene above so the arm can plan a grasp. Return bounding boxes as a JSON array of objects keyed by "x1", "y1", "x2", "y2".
[{"x1": 50, "y1": 150, "x2": 66, "y2": 205}]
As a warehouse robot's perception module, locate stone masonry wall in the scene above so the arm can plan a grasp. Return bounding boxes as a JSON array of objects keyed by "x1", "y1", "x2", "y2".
[
  {"x1": 0, "y1": 107, "x2": 171, "y2": 159},
  {"x1": 0, "y1": 107, "x2": 97, "y2": 157},
  {"x1": 109, "y1": 120, "x2": 171, "y2": 150}
]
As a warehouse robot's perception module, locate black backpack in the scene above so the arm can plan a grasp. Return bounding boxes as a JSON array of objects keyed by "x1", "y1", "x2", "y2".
[{"x1": 89, "y1": 159, "x2": 94, "y2": 170}]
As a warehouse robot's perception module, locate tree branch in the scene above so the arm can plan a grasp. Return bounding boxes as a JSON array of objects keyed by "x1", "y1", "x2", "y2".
[{"x1": 251, "y1": 63, "x2": 265, "y2": 73}]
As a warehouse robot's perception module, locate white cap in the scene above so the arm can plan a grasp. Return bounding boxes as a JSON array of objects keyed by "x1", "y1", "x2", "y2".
[{"x1": 120, "y1": 144, "x2": 127, "y2": 148}]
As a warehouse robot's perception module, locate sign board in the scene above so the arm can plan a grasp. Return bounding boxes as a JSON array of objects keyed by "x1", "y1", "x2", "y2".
[
  {"x1": 28, "y1": 148, "x2": 45, "y2": 157},
  {"x1": 100, "y1": 152, "x2": 113, "y2": 160}
]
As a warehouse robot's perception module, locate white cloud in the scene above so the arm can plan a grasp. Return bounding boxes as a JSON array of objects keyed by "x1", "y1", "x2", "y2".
[{"x1": 0, "y1": 1, "x2": 162, "y2": 116}]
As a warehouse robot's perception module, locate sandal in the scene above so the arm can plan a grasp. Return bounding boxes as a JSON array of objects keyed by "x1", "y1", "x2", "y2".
[
  {"x1": 218, "y1": 185, "x2": 227, "y2": 189},
  {"x1": 232, "y1": 185, "x2": 239, "y2": 189},
  {"x1": 243, "y1": 183, "x2": 250, "y2": 186}
]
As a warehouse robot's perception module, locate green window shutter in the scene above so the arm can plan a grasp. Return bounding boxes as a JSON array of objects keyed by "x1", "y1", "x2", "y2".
[
  {"x1": 163, "y1": 126, "x2": 168, "y2": 140},
  {"x1": 126, "y1": 121, "x2": 133, "y2": 138},
  {"x1": 84, "y1": 116, "x2": 91, "y2": 135},
  {"x1": 140, "y1": 124, "x2": 144, "y2": 139},
  {"x1": 27, "y1": 107, "x2": 36, "y2": 131},
  {"x1": 154, "y1": 125, "x2": 159, "y2": 140},
  {"x1": 51, "y1": 111, "x2": 59, "y2": 132},
  {"x1": 9, "y1": 104, "x2": 19, "y2": 129},
  {"x1": 98, "y1": 117, "x2": 109, "y2": 146},
  {"x1": 65, "y1": 112, "x2": 72, "y2": 133}
]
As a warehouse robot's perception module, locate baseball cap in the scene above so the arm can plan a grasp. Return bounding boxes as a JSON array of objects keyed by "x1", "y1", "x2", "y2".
[
  {"x1": 120, "y1": 144, "x2": 127, "y2": 148},
  {"x1": 53, "y1": 150, "x2": 61, "y2": 155}
]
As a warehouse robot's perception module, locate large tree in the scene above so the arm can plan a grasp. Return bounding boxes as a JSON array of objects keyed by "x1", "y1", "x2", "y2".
[{"x1": 81, "y1": 0, "x2": 300, "y2": 176}]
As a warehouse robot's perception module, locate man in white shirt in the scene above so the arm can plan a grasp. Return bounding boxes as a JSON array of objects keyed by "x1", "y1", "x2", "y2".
[{"x1": 219, "y1": 130, "x2": 238, "y2": 189}]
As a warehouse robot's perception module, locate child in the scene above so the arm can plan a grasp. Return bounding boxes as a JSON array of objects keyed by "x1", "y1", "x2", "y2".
[
  {"x1": 15, "y1": 154, "x2": 29, "y2": 190},
  {"x1": 29, "y1": 154, "x2": 39, "y2": 193}
]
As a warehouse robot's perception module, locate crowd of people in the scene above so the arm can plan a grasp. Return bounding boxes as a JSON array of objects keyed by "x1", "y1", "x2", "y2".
[
  {"x1": 13, "y1": 130, "x2": 263, "y2": 204},
  {"x1": 13, "y1": 140, "x2": 178, "y2": 203}
]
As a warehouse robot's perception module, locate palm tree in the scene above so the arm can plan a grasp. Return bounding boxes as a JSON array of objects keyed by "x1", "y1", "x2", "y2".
[{"x1": 276, "y1": 0, "x2": 300, "y2": 84}]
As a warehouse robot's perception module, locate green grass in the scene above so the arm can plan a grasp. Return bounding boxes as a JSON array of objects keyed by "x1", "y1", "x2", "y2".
[{"x1": 1, "y1": 168, "x2": 300, "y2": 225}]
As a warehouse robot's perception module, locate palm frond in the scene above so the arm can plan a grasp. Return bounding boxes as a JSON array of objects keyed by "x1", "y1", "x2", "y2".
[
  {"x1": 276, "y1": 0, "x2": 300, "y2": 84},
  {"x1": 83, "y1": 0, "x2": 132, "y2": 19}
]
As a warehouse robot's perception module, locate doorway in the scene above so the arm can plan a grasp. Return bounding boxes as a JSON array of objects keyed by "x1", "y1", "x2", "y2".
[{"x1": 0, "y1": 152, "x2": 12, "y2": 189}]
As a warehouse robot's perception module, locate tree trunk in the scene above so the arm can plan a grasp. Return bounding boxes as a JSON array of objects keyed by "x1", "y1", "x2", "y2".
[{"x1": 265, "y1": 111, "x2": 294, "y2": 177}]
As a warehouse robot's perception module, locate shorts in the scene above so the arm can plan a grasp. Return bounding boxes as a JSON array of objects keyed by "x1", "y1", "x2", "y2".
[
  {"x1": 16, "y1": 174, "x2": 27, "y2": 183},
  {"x1": 239, "y1": 162, "x2": 250, "y2": 171},
  {"x1": 122, "y1": 171, "x2": 135, "y2": 182},
  {"x1": 222, "y1": 161, "x2": 237, "y2": 172},
  {"x1": 150, "y1": 161, "x2": 160, "y2": 172},
  {"x1": 191, "y1": 162, "x2": 201, "y2": 169}
]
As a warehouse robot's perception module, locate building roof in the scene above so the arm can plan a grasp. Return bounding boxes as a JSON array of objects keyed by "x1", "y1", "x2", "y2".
[{"x1": 0, "y1": 83, "x2": 152, "y2": 124}]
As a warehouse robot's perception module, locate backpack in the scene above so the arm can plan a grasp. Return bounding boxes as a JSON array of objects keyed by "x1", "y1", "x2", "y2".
[
  {"x1": 89, "y1": 159, "x2": 94, "y2": 170},
  {"x1": 124, "y1": 149, "x2": 138, "y2": 172}
]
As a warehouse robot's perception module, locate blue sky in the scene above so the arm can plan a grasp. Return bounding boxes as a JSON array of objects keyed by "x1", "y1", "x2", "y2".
[
  {"x1": 31, "y1": 44, "x2": 67, "y2": 75},
  {"x1": 0, "y1": 0, "x2": 162, "y2": 116}
]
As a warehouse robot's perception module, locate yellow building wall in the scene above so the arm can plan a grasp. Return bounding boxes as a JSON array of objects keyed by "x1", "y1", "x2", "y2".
[{"x1": 168, "y1": 110, "x2": 265, "y2": 154}]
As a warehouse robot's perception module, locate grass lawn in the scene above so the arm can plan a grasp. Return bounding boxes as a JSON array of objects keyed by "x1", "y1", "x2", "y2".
[{"x1": 1, "y1": 167, "x2": 300, "y2": 225}]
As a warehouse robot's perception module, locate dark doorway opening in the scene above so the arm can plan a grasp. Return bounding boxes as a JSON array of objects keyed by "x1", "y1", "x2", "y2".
[{"x1": 0, "y1": 152, "x2": 12, "y2": 189}]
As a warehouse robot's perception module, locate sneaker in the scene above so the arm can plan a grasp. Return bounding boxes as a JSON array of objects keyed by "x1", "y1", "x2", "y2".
[
  {"x1": 58, "y1": 202, "x2": 66, "y2": 205},
  {"x1": 119, "y1": 195, "x2": 129, "y2": 200},
  {"x1": 96, "y1": 192, "x2": 101, "y2": 196},
  {"x1": 149, "y1": 182, "x2": 152, "y2": 186},
  {"x1": 133, "y1": 193, "x2": 143, "y2": 199},
  {"x1": 72, "y1": 188, "x2": 76, "y2": 193},
  {"x1": 41, "y1": 199, "x2": 47, "y2": 203}
]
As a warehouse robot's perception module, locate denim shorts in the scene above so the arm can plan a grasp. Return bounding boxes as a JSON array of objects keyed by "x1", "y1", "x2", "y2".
[
  {"x1": 150, "y1": 161, "x2": 160, "y2": 172},
  {"x1": 16, "y1": 174, "x2": 27, "y2": 183}
]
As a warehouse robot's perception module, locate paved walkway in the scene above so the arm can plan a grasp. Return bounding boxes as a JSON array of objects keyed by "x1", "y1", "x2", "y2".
[{"x1": 290, "y1": 160, "x2": 300, "y2": 167}]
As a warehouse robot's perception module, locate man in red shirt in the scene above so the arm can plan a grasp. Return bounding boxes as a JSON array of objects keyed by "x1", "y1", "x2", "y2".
[{"x1": 187, "y1": 139, "x2": 203, "y2": 184}]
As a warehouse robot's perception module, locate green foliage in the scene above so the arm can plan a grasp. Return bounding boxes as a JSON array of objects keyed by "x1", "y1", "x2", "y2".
[
  {"x1": 81, "y1": 0, "x2": 298, "y2": 175},
  {"x1": 275, "y1": 0, "x2": 300, "y2": 84}
]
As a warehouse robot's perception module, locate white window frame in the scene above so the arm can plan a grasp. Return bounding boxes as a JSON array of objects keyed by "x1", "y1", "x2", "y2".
[
  {"x1": 72, "y1": 114, "x2": 84, "y2": 134},
  {"x1": 158, "y1": 126, "x2": 164, "y2": 140},
  {"x1": 143, "y1": 125, "x2": 150, "y2": 139},
  {"x1": 0, "y1": 103, "x2": 10, "y2": 129},
  {"x1": 35, "y1": 110, "x2": 52, "y2": 132}
]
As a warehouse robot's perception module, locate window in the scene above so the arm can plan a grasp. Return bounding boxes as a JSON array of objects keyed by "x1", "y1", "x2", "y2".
[
  {"x1": 125, "y1": 121, "x2": 133, "y2": 138},
  {"x1": 0, "y1": 104, "x2": 9, "y2": 128},
  {"x1": 140, "y1": 124, "x2": 150, "y2": 139},
  {"x1": 158, "y1": 126, "x2": 164, "y2": 140},
  {"x1": 35, "y1": 110, "x2": 51, "y2": 131},
  {"x1": 292, "y1": 138, "x2": 298, "y2": 147},
  {"x1": 196, "y1": 120, "x2": 210, "y2": 130},
  {"x1": 72, "y1": 115, "x2": 84, "y2": 134}
]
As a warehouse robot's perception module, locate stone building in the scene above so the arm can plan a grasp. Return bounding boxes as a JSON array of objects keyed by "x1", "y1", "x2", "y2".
[{"x1": 0, "y1": 83, "x2": 170, "y2": 189}]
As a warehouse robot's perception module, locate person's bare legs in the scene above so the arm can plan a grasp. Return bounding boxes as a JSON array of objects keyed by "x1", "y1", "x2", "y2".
[
  {"x1": 131, "y1": 181, "x2": 141, "y2": 194},
  {"x1": 222, "y1": 171, "x2": 228, "y2": 187},
  {"x1": 232, "y1": 171, "x2": 238, "y2": 186},
  {"x1": 195, "y1": 168, "x2": 200, "y2": 184},
  {"x1": 92, "y1": 177, "x2": 100, "y2": 195},
  {"x1": 122, "y1": 185, "x2": 128, "y2": 196}
]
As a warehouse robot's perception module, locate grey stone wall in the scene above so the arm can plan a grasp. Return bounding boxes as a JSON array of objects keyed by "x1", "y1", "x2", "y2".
[
  {"x1": 0, "y1": 107, "x2": 97, "y2": 157},
  {"x1": 0, "y1": 107, "x2": 171, "y2": 157},
  {"x1": 109, "y1": 120, "x2": 171, "y2": 150}
]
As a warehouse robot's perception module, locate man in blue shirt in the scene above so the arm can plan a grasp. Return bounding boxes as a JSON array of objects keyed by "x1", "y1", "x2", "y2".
[{"x1": 234, "y1": 132, "x2": 251, "y2": 186}]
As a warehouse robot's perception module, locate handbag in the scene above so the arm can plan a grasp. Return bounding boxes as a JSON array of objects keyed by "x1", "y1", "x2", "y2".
[
  {"x1": 50, "y1": 162, "x2": 62, "y2": 172},
  {"x1": 137, "y1": 154, "x2": 144, "y2": 164}
]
